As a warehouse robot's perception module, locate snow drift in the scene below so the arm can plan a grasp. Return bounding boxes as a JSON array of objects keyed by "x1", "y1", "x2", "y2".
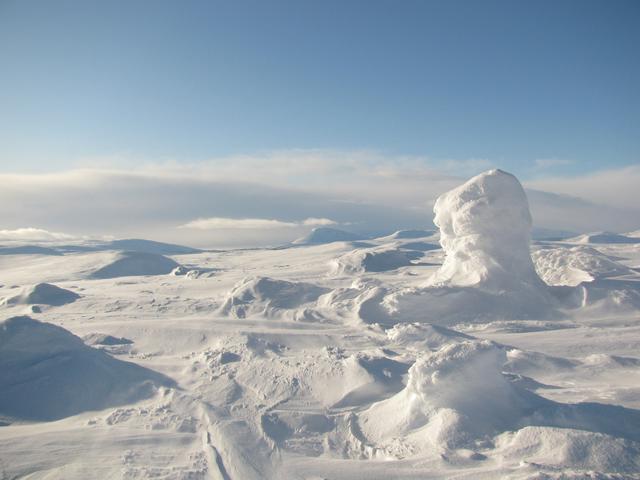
[
  {"x1": 220, "y1": 276, "x2": 328, "y2": 319},
  {"x1": 2, "y1": 283, "x2": 79, "y2": 306},
  {"x1": 90, "y1": 251, "x2": 180, "y2": 279},
  {"x1": 331, "y1": 247, "x2": 416, "y2": 275},
  {"x1": 357, "y1": 340, "x2": 640, "y2": 466},
  {"x1": 0, "y1": 316, "x2": 173, "y2": 422},
  {"x1": 385, "y1": 322, "x2": 474, "y2": 351},
  {"x1": 533, "y1": 245, "x2": 634, "y2": 286}
]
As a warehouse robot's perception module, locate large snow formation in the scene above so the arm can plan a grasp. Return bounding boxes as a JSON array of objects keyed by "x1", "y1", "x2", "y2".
[
  {"x1": 429, "y1": 169, "x2": 543, "y2": 291},
  {"x1": 358, "y1": 340, "x2": 640, "y2": 462},
  {"x1": 383, "y1": 169, "x2": 556, "y2": 324}
]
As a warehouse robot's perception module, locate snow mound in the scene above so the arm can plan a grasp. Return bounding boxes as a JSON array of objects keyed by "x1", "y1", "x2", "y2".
[
  {"x1": 105, "y1": 238, "x2": 201, "y2": 254},
  {"x1": 90, "y1": 251, "x2": 180, "y2": 279},
  {"x1": 430, "y1": 169, "x2": 543, "y2": 290},
  {"x1": 317, "y1": 279, "x2": 389, "y2": 324},
  {"x1": 497, "y1": 427, "x2": 640, "y2": 474},
  {"x1": 2, "y1": 283, "x2": 79, "y2": 306},
  {"x1": 293, "y1": 227, "x2": 366, "y2": 245},
  {"x1": 0, "y1": 316, "x2": 172, "y2": 422},
  {"x1": 533, "y1": 245, "x2": 634, "y2": 286},
  {"x1": 331, "y1": 247, "x2": 415, "y2": 275},
  {"x1": 220, "y1": 276, "x2": 328, "y2": 319},
  {"x1": 357, "y1": 340, "x2": 640, "y2": 458},
  {"x1": 359, "y1": 341, "x2": 529, "y2": 451},
  {"x1": 570, "y1": 231, "x2": 640, "y2": 244},
  {"x1": 386, "y1": 322, "x2": 474, "y2": 351}
]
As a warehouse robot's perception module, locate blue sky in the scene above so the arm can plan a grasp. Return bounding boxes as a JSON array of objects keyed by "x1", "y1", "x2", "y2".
[{"x1": 1, "y1": 0, "x2": 638, "y2": 178}]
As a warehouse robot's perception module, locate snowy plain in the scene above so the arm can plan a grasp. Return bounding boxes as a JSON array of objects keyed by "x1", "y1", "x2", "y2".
[{"x1": 1, "y1": 170, "x2": 640, "y2": 479}]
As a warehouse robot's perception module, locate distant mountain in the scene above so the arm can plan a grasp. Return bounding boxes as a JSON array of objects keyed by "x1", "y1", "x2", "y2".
[
  {"x1": 0, "y1": 245, "x2": 62, "y2": 256},
  {"x1": 293, "y1": 227, "x2": 367, "y2": 245},
  {"x1": 58, "y1": 238, "x2": 202, "y2": 255},
  {"x1": 569, "y1": 231, "x2": 640, "y2": 244}
]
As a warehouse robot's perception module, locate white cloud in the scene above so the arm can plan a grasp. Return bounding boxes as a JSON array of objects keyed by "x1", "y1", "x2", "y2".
[
  {"x1": 301, "y1": 217, "x2": 337, "y2": 226},
  {"x1": 0, "y1": 228, "x2": 76, "y2": 242},
  {"x1": 0, "y1": 151, "x2": 638, "y2": 247},
  {"x1": 181, "y1": 217, "x2": 296, "y2": 230},
  {"x1": 525, "y1": 165, "x2": 640, "y2": 210},
  {"x1": 180, "y1": 216, "x2": 338, "y2": 230}
]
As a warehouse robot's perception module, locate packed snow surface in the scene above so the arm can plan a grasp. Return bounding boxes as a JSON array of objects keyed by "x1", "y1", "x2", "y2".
[{"x1": 1, "y1": 169, "x2": 640, "y2": 479}]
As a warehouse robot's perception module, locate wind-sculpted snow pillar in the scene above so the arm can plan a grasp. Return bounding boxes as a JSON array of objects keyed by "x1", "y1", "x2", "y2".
[{"x1": 428, "y1": 169, "x2": 543, "y2": 291}]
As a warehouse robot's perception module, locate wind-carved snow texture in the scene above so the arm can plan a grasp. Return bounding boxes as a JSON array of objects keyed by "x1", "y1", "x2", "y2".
[
  {"x1": 357, "y1": 340, "x2": 640, "y2": 467},
  {"x1": 1, "y1": 169, "x2": 640, "y2": 479},
  {"x1": 533, "y1": 245, "x2": 634, "y2": 286},
  {"x1": 385, "y1": 169, "x2": 559, "y2": 325},
  {"x1": 331, "y1": 247, "x2": 416, "y2": 275},
  {"x1": 220, "y1": 276, "x2": 329, "y2": 319},
  {"x1": 428, "y1": 169, "x2": 543, "y2": 290}
]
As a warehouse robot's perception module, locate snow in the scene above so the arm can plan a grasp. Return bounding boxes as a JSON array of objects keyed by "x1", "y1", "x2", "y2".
[
  {"x1": 1, "y1": 169, "x2": 640, "y2": 479},
  {"x1": 90, "y1": 251, "x2": 181, "y2": 278},
  {"x1": 429, "y1": 169, "x2": 542, "y2": 290},
  {"x1": 533, "y1": 245, "x2": 634, "y2": 286},
  {"x1": 293, "y1": 227, "x2": 366, "y2": 245},
  {"x1": 331, "y1": 246, "x2": 416, "y2": 274},
  {"x1": 2, "y1": 282, "x2": 80, "y2": 306},
  {"x1": 220, "y1": 276, "x2": 329, "y2": 319},
  {"x1": 0, "y1": 316, "x2": 172, "y2": 422},
  {"x1": 570, "y1": 231, "x2": 640, "y2": 244}
]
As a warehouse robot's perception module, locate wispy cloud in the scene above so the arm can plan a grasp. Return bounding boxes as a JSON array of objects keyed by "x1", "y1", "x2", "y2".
[
  {"x1": 533, "y1": 158, "x2": 574, "y2": 169},
  {"x1": 525, "y1": 165, "x2": 640, "y2": 210},
  {"x1": 180, "y1": 217, "x2": 337, "y2": 230},
  {"x1": 0, "y1": 228, "x2": 77, "y2": 242},
  {"x1": 0, "y1": 151, "x2": 637, "y2": 247},
  {"x1": 302, "y1": 217, "x2": 338, "y2": 226}
]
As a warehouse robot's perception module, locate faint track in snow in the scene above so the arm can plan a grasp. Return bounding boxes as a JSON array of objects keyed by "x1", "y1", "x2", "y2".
[{"x1": 199, "y1": 407, "x2": 232, "y2": 480}]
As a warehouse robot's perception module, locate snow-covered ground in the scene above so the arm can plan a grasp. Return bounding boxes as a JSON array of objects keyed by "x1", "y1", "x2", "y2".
[{"x1": 1, "y1": 170, "x2": 639, "y2": 479}]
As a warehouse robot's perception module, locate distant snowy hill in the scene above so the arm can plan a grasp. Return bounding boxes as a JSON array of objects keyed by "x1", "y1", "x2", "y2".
[{"x1": 293, "y1": 227, "x2": 367, "y2": 245}]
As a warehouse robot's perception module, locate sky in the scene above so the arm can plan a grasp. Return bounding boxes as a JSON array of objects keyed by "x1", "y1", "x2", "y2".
[{"x1": 0, "y1": 0, "x2": 638, "y2": 246}]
